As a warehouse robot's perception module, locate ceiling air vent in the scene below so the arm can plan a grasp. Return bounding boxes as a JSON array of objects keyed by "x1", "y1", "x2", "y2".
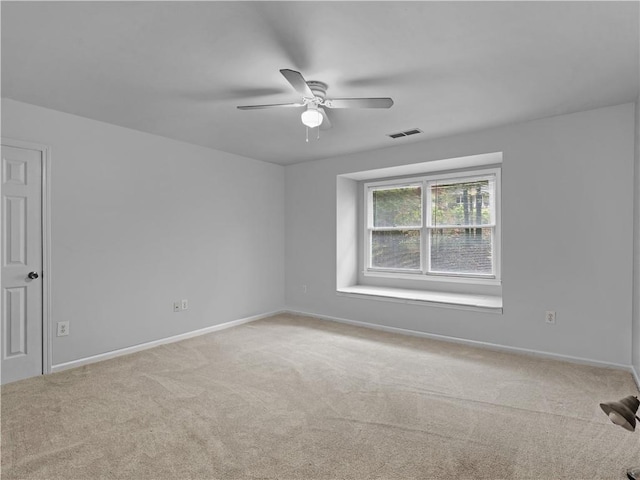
[{"x1": 387, "y1": 128, "x2": 423, "y2": 139}]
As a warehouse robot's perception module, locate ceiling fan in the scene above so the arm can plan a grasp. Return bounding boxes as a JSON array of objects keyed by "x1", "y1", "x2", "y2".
[{"x1": 237, "y1": 69, "x2": 394, "y2": 132}]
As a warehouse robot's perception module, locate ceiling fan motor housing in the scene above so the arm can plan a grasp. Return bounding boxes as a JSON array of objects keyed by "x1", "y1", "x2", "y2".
[{"x1": 306, "y1": 81, "x2": 328, "y2": 103}]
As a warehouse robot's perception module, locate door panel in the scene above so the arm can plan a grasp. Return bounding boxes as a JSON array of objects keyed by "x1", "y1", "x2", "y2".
[
  {"x1": 1, "y1": 144, "x2": 43, "y2": 384},
  {"x1": 5, "y1": 287, "x2": 27, "y2": 356}
]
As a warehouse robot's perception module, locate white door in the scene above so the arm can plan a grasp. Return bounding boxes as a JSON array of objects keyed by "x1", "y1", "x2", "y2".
[{"x1": 1, "y1": 143, "x2": 43, "y2": 384}]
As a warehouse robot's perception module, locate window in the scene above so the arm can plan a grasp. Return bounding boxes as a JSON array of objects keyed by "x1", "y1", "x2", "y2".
[{"x1": 364, "y1": 168, "x2": 500, "y2": 282}]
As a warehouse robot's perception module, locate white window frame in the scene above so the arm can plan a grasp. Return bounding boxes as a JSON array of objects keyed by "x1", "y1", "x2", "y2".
[{"x1": 363, "y1": 167, "x2": 501, "y2": 285}]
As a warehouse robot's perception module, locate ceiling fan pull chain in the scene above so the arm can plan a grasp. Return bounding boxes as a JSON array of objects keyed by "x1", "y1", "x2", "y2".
[
  {"x1": 305, "y1": 126, "x2": 309, "y2": 143},
  {"x1": 317, "y1": 127, "x2": 320, "y2": 141}
]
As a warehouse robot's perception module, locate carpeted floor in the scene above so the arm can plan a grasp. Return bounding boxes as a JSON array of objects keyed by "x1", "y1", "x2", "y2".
[{"x1": 2, "y1": 313, "x2": 639, "y2": 479}]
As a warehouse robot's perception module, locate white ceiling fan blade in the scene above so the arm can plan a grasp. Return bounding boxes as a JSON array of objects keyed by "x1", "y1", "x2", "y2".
[
  {"x1": 237, "y1": 102, "x2": 305, "y2": 110},
  {"x1": 280, "y1": 69, "x2": 314, "y2": 98},
  {"x1": 324, "y1": 98, "x2": 394, "y2": 109},
  {"x1": 319, "y1": 107, "x2": 332, "y2": 130}
]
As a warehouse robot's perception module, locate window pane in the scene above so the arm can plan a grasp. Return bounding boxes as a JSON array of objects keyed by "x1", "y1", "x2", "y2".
[
  {"x1": 431, "y1": 178, "x2": 493, "y2": 227},
  {"x1": 373, "y1": 186, "x2": 421, "y2": 228},
  {"x1": 430, "y1": 228, "x2": 492, "y2": 274},
  {"x1": 371, "y1": 230, "x2": 420, "y2": 269}
]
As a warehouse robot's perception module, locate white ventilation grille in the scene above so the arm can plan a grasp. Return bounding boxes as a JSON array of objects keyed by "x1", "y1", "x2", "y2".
[{"x1": 387, "y1": 128, "x2": 423, "y2": 139}]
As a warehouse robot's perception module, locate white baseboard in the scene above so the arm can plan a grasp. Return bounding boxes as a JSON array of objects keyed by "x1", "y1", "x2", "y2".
[
  {"x1": 286, "y1": 309, "x2": 638, "y2": 375},
  {"x1": 51, "y1": 310, "x2": 284, "y2": 373}
]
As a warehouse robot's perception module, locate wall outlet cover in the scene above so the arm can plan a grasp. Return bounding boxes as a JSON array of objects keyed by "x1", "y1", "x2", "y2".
[
  {"x1": 545, "y1": 311, "x2": 556, "y2": 324},
  {"x1": 57, "y1": 321, "x2": 69, "y2": 336}
]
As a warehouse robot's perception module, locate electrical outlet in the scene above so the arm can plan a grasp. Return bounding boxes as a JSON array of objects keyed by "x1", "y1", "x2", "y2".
[
  {"x1": 57, "y1": 321, "x2": 69, "y2": 336},
  {"x1": 181, "y1": 299, "x2": 188, "y2": 310},
  {"x1": 545, "y1": 311, "x2": 556, "y2": 324},
  {"x1": 173, "y1": 301, "x2": 181, "y2": 312}
]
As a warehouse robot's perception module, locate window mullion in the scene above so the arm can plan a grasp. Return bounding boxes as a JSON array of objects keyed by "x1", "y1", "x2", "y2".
[
  {"x1": 366, "y1": 228, "x2": 371, "y2": 270},
  {"x1": 423, "y1": 180, "x2": 430, "y2": 275}
]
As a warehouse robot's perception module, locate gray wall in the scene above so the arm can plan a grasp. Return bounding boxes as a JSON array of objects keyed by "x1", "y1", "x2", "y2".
[
  {"x1": 2, "y1": 98, "x2": 636, "y2": 371},
  {"x1": 634, "y1": 97, "x2": 640, "y2": 378},
  {"x1": 2, "y1": 99, "x2": 285, "y2": 365},
  {"x1": 285, "y1": 103, "x2": 636, "y2": 366}
]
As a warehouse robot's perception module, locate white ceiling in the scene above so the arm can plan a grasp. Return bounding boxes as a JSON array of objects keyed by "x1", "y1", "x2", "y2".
[{"x1": 2, "y1": 1, "x2": 639, "y2": 166}]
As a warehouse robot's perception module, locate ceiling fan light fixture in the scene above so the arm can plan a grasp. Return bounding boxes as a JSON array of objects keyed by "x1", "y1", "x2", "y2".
[{"x1": 301, "y1": 107, "x2": 323, "y2": 128}]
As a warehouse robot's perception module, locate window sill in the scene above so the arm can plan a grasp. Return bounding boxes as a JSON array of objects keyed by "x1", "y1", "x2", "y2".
[{"x1": 336, "y1": 285, "x2": 503, "y2": 313}]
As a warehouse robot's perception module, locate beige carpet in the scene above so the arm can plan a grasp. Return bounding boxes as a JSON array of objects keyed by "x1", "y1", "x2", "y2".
[{"x1": 2, "y1": 313, "x2": 639, "y2": 479}]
